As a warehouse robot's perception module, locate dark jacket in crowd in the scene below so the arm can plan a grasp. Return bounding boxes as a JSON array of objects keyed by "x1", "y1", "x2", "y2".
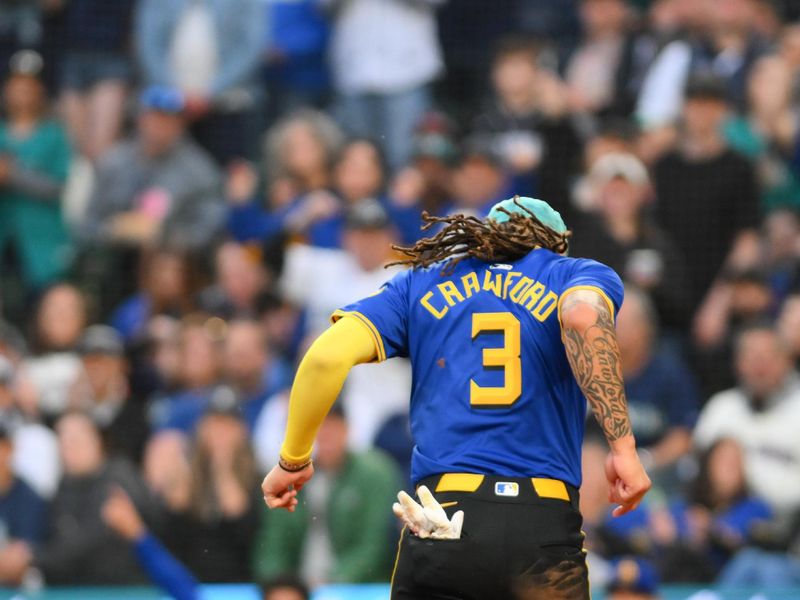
[{"x1": 34, "y1": 459, "x2": 154, "y2": 585}]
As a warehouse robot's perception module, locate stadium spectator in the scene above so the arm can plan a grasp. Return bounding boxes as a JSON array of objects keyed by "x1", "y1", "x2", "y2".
[
  {"x1": 449, "y1": 140, "x2": 510, "y2": 217},
  {"x1": 221, "y1": 319, "x2": 290, "y2": 431},
  {"x1": 67, "y1": 325, "x2": 147, "y2": 463},
  {"x1": 636, "y1": 0, "x2": 769, "y2": 127},
  {"x1": 261, "y1": 0, "x2": 330, "y2": 118},
  {"x1": 0, "y1": 50, "x2": 72, "y2": 301},
  {"x1": 150, "y1": 316, "x2": 223, "y2": 433},
  {"x1": 0, "y1": 423, "x2": 47, "y2": 547},
  {"x1": 77, "y1": 86, "x2": 223, "y2": 313},
  {"x1": 605, "y1": 557, "x2": 660, "y2": 600},
  {"x1": 388, "y1": 112, "x2": 457, "y2": 222},
  {"x1": 110, "y1": 246, "x2": 195, "y2": 343},
  {"x1": 154, "y1": 396, "x2": 260, "y2": 583},
  {"x1": 101, "y1": 486, "x2": 199, "y2": 600},
  {"x1": 570, "y1": 153, "x2": 693, "y2": 330},
  {"x1": 724, "y1": 55, "x2": 800, "y2": 212},
  {"x1": 652, "y1": 75, "x2": 759, "y2": 308},
  {"x1": 79, "y1": 86, "x2": 224, "y2": 250},
  {"x1": 694, "y1": 324, "x2": 800, "y2": 515},
  {"x1": 18, "y1": 284, "x2": 86, "y2": 422},
  {"x1": 198, "y1": 242, "x2": 269, "y2": 319},
  {"x1": 54, "y1": 0, "x2": 135, "y2": 161},
  {"x1": 0, "y1": 356, "x2": 60, "y2": 499},
  {"x1": 564, "y1": 0, "x2": 634, "y2": 116},
  {"x1": 228, "y1": 110, "x2": 343, "y2": 247},
  {"x1": 4, "y1": 412, "x2": 155, "y2": 585},
  {"x1": 613, "y1": 287, "x2": 699, "y2": 478},
  {"x1": 651, "y1": 437, "x2": 771, "y2": 582},
  {"x1": 253, "y1": 404, "x2": 400, "y2": 585},
  {"x1": 471, "y1": 35, "x2": 579, "y2": 218},
  {"x1": 692, "y1": 267, "x2": 776, "y2": 395},
  {"x1": 326, "y1": 0, "x2": 443, "y2": 170},
  {"x1": 135, "y1": 0, "x2": 263, "y2": 165}
]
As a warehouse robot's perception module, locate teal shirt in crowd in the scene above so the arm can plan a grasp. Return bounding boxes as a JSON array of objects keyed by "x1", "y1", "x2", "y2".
[{"x1": 0, "y1": 119, "x2": 72, "y2": 288}]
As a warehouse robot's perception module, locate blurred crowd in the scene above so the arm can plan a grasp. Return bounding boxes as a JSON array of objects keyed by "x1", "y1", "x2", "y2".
[{"x1": 2, "y1": 0, "x2": 800, "y2": 597}]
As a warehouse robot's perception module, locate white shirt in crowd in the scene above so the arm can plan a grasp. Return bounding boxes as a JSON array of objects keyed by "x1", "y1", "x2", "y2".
[
  {"x1": 280, "y1": 243, "x2": 412, "y2": 451},
  {"x1": 325, "y1": 0, "x2": 445, "y2": 95},
  {"x1": 693, "y1": 372, "x2": 800, "y2": 516},
  {"x1": 169, "y1": 0, "x2": 219, "y2": 95}
]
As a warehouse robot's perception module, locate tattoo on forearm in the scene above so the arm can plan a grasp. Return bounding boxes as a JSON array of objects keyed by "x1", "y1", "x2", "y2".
[{"x1": 561, "y1": 292, "x2": 632, "y2": 441}]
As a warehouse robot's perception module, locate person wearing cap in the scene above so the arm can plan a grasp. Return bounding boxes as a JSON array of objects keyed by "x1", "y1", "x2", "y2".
[
  {"x1": 77, "y1": 84, "x2": 223, "y2": 311},
  {"x1": 67, "y1": 325, "x2": 148, "y2": 463},
  {"x1": 134, "y1": 0, "x2": 262, "y2": 165},
  {"x1": 0, "y1": 49, "x2": 72, "y2": 299},
  {"x1": 653, "y1": 74, "x2": 759, "y2": 311},
  {"x1": 278, "y1": 199, "x2": 412, "y2": 451},
  {"x1": 571, "y1": 152, "x2": 693, "y2": 331},
  {"x1": 263, "y1": 195, "x2": 650, "y2": 599}
]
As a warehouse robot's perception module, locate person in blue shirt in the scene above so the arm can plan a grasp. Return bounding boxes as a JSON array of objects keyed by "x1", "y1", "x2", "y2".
[
  {"x1": 262, "y1": 196, "x2": 650, "y2": 599},
  {"x1": 0, "y1": 425, "x2": 47, "y2": 547}
]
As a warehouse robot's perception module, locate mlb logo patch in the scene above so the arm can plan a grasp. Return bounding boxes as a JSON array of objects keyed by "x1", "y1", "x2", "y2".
[{"x1": 495, "y1": 482, "x2": 519, "y2": 497}]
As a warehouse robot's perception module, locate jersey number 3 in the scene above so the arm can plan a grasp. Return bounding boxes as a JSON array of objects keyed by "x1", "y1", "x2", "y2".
[{"x1": 470, "y1": 312, "x2": 522, "y2": 407}]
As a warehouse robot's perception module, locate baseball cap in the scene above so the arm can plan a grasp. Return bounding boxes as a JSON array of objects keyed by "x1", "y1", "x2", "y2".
[
  {"x1": 488, "y1": 196, "x2": 567, "y2": 234},
  {"x1": 139, "y1": 85, "x2": 186, "y2": 114},
  {"x1": 607, "y1": 557, "x2": 659, "y2": 596},
  {"x1": 78, "y1": 325, "x2": 124, "y2": 357},
  {"x1": 9, "y1": 49, "x2": 43, "y2": 78},
  {"x1": 590, "y1": 152, "x2": 650, "y2": 187},
  {"x1": 345, "y1": 199, "x2": 391, "y2": 230}
]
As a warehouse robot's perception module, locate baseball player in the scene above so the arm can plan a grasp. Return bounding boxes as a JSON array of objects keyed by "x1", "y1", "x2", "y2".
[{"x1": 262, "y1": 196, "x2": 651, "y2": 599}]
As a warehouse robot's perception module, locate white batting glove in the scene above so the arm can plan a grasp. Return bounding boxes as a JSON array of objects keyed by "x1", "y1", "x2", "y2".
[{"x1": 392, "y1": 485, "x2": 465, "y2": 539}]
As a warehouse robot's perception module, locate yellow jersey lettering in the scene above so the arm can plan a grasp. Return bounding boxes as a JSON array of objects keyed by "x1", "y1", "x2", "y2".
[
  {"x1": 482, "y1": 271, "x2": 503, "y2": 297},
  {"x1": 532, "y1": 291, "x2": 558, "y2": 321},
  {"x1": 509, "y1": 277, "x2": 534, "y2": 304},
  {"x1": 522, "y1": 282, "x2": 546, "y2": 310},
  {"x1": 502, "y1": 272, "x2": 522, "y2": 299},
  {"x1": 438, "y1": 281, "x2": 466, "y2": 306},
  {"x1": 421, "y1": 291, "x2": 449, "y2": 319},
  {"x1": 461, "y1": 272, "x2": 481, "y2": 298}
]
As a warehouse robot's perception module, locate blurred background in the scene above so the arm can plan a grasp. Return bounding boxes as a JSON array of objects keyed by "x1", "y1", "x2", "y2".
[{"x1": 1, "y1": 0, "x2": 800, "y2": 599}]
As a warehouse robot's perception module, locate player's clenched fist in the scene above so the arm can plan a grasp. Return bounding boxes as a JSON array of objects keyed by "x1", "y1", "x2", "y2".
[
  {"x1": 262, "y1": 462, "x2": 315, "y2": 512},
  {"x1": 393, "y1": 485, "x2": 465, "y2": 539},
  {"x1": 605, "y1": 449, "x2": 651, "y2": 518}
]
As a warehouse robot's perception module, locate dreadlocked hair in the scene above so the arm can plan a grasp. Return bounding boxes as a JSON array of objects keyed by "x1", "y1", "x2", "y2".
[{"x1": 388, "y1": 196, "x2": 571, "y2": 275}]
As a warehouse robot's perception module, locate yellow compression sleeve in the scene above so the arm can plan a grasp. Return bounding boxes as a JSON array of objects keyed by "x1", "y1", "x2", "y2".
[{"x1": 279, "y1": 315, "x2": 380, "y2": 463}]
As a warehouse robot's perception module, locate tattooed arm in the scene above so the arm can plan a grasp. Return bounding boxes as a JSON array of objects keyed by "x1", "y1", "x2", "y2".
[{"x1": 560, "y1": 288, "x2": 651, "y2": 516}]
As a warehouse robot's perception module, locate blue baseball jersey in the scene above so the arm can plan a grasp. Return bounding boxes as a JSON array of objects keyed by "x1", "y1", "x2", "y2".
[{"x1": 333, "y1": 248, "x2": 624, "y2": 487}]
